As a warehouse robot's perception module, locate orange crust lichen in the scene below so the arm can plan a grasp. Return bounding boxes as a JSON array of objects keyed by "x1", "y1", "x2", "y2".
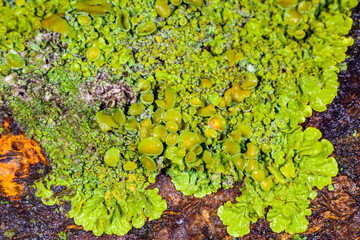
[{"x1": 0, "y1": 133, "x2": 48, "y2": 200}]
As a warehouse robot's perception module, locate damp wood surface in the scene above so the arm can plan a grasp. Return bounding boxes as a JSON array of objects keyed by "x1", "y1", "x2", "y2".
[{"x1": 0, "y1": 6, "x2": 360, "y2": 240}]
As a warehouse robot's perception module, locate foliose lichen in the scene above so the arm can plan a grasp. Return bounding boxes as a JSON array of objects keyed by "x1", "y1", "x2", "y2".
[{"x1": 0, "y1": 0, "x2": 357, "y2": 237}]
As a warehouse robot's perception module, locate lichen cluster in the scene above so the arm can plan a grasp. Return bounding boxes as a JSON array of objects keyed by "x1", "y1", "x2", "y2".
[
  {"x1": 0, "y1": 133, "x2": 48, "y2": 200},
  {"x1": 0, "y1": 0, "x2": 357, "y2": 237}
]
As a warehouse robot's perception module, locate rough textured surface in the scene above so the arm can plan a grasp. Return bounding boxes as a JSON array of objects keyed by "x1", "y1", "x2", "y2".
[
  {"x1": 0, "y1": 132, "x2": 49, "y2": 199},
  {"x1": 0, "y1": 6, "x2": 359, "y2": 240}
]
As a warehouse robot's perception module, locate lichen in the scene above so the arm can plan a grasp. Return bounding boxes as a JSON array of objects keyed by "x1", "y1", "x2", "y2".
[{"x1": 0, "y1": 0, "x2": 357, "y2": 237}]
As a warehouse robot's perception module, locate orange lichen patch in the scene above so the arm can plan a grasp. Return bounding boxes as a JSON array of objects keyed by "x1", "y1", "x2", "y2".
[
  {"x1": 0, "y1": 134, "x2": 48, "y2": 200},
  {"x1": 66, "y1": 224, "x2": 83, "y2": 230},
  {"x1": 3, "y1": 118, "x2": 11, "y2": 130}
]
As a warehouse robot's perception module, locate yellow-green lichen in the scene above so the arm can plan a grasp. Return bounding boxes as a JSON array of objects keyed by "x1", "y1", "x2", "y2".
[{"x1": 0, "y1": 0, "x2": 356, "y2": 238}]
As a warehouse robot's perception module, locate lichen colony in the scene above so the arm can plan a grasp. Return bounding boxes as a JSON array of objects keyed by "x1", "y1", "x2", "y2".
[{"x1": 0, "y1": 0, "x2": 357, "y2": 237}]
